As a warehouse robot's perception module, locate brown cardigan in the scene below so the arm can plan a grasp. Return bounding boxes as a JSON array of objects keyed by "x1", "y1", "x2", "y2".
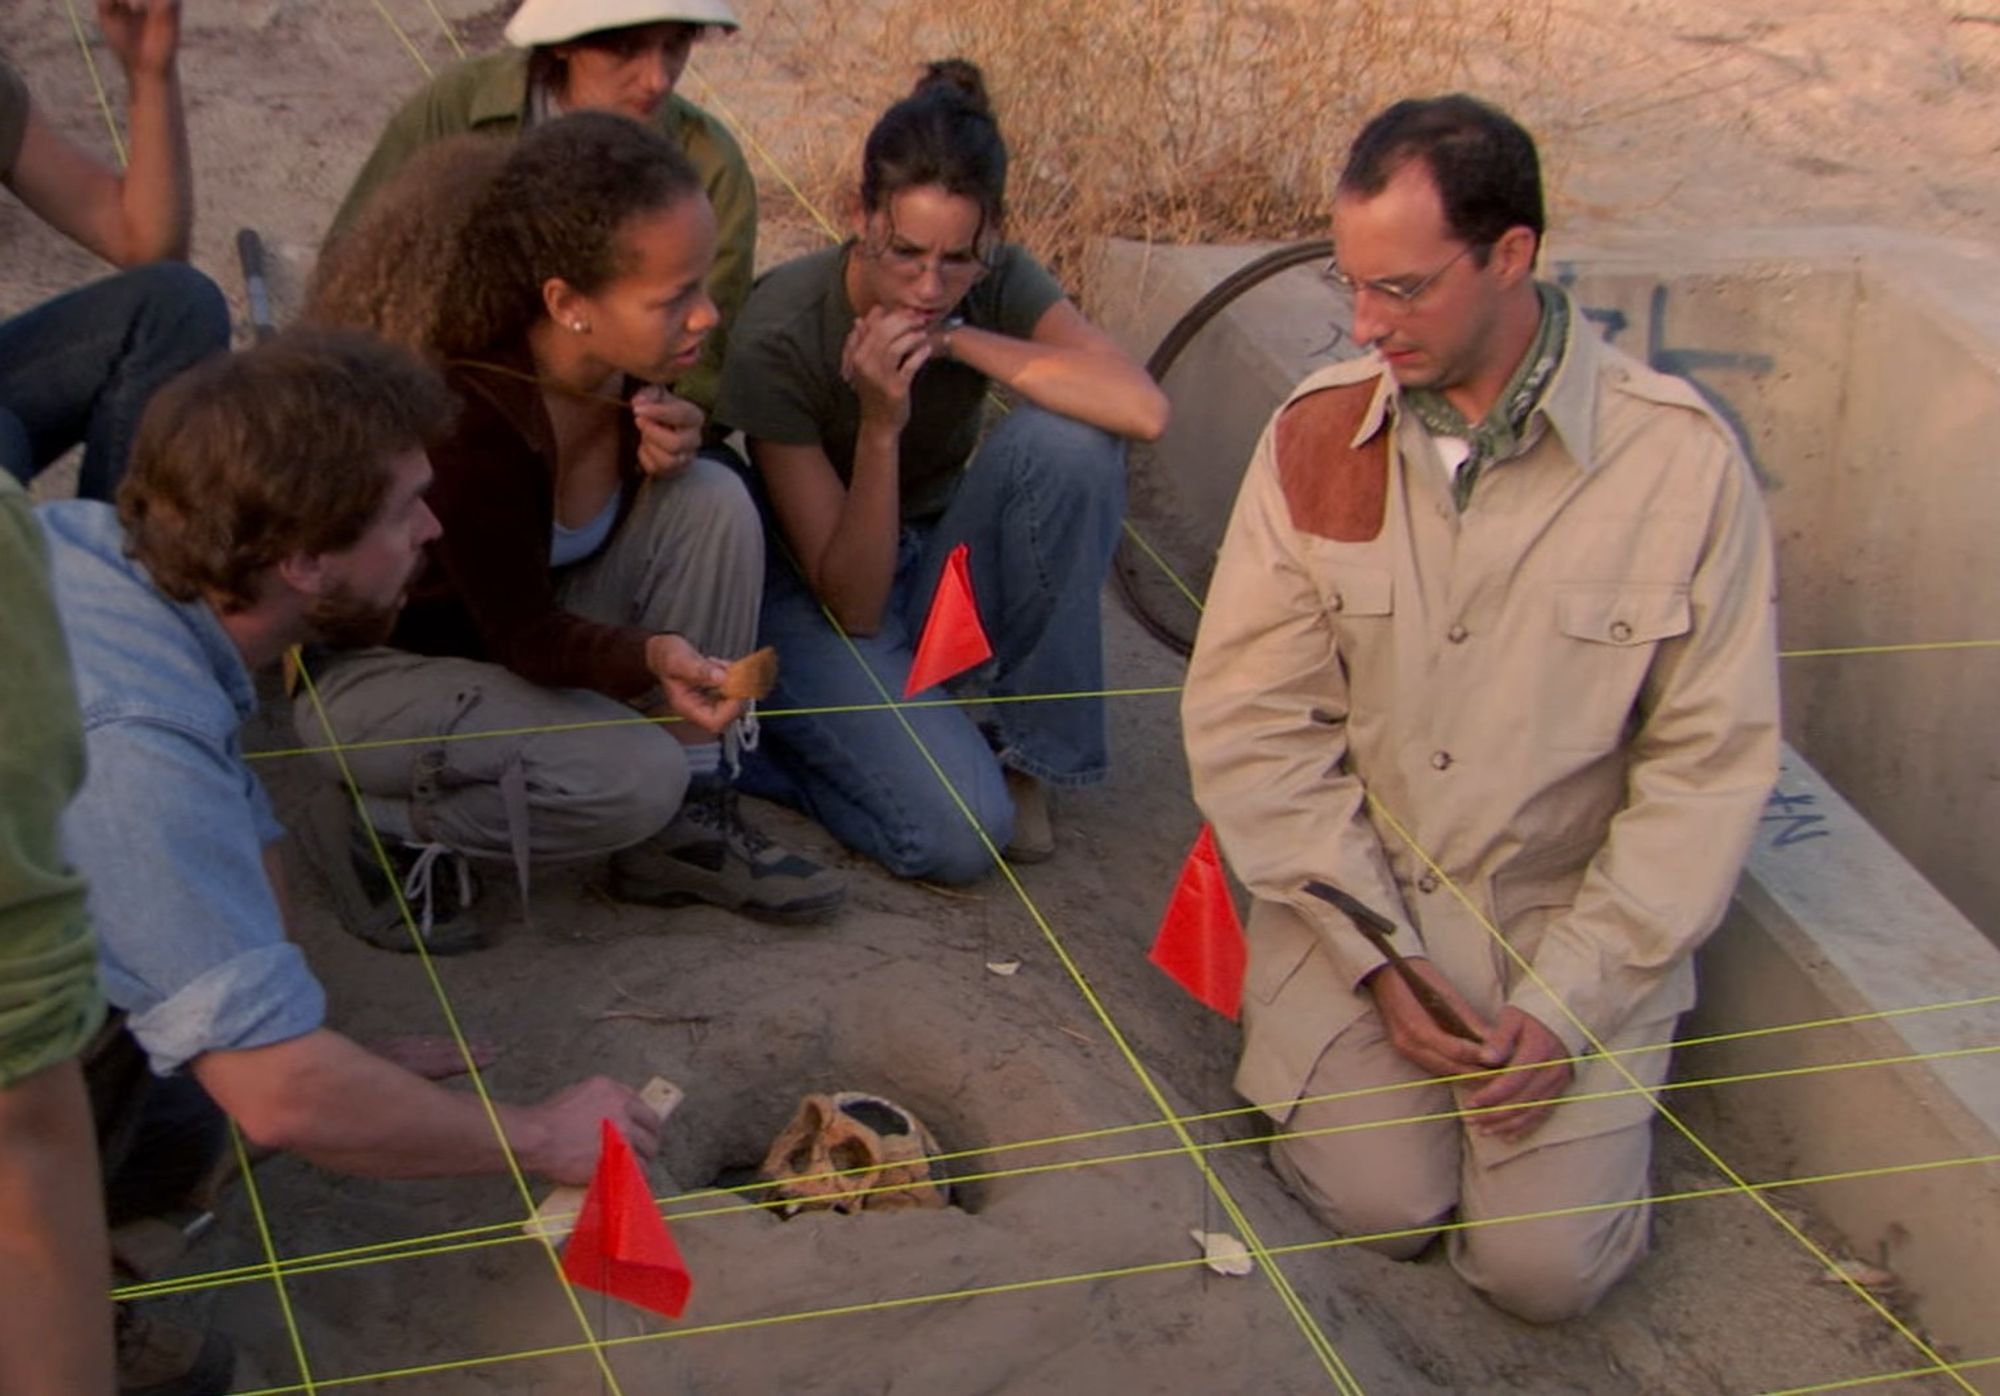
[{"x1": 391, "y1": 348, "x2": 655, "y2": 698}]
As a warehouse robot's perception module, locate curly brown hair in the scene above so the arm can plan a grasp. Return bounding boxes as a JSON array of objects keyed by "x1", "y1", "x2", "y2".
[
  {"x1": 118, "y1": 328, "x2": 455, "y2": 613},
  {"x1": 309, "y1": 113, "x2": 704, "y2": 361},
  {"x1": 435, "y1": 110, "x2": 704, "y2": 357},
  {"x1": 306, "y1": 134, "x2": 512, "y2": 353}
]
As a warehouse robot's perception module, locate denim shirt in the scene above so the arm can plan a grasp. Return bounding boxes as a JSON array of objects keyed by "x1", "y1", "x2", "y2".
[{"x1": 38, "y1": 501, "x2": 324, "y2": 1075}]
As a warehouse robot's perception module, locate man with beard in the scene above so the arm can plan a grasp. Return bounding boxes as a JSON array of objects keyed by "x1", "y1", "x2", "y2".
[{"x1": 38, "y1": 331, "x2": 662, "y2": 1394}]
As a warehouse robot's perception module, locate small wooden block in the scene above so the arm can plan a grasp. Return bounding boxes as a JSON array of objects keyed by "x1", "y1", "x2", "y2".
[
  {"x1": 523, "y1": 1075, "x2": 685, "y2": 1244},
  {"x1": 640, "y1": 1075, "x2": 685, "y2": 1119},
  {"x1": 718, "y1": 646, "x2": 778, "y2": 700}
]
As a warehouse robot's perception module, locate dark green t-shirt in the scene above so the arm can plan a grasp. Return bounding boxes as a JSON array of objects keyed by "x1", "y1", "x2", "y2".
[
  {"x1": 0, "y1": 476, "x2": 102, "y2": 1086},
  {"x1": 0, "y1": 61, "x2": 30, "y2": 179},
  {"x1": 716, "y1": 241, "x2": 1066, "y2": 521}
]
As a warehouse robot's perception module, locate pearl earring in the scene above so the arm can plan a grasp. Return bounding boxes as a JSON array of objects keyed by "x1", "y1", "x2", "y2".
[{"x1": 570, "y1": 320, "x2": 589, "y2": 333}]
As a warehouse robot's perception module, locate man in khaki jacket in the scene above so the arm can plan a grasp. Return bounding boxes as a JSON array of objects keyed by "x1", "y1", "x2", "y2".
[{"x1": 1182, "y1": 96, "x2": 1779, "y2": 1322}]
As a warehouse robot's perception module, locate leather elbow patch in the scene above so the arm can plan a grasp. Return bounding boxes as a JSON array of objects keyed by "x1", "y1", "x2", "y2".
[{"x1": 1275, "y1": 385, "x2": 1389, "y2": 542}]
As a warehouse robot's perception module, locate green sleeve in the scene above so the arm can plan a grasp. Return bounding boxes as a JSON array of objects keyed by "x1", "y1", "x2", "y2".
[
  {"x1": 0, "y1": 484, "x2": 103, "y2": 1087},
  {"x1": 326, "y1": 73, "x2": 481, "y2": 245},
  {"x1": 713, "y1": 265, "x2": 833, "y2": 448},
  {"x1": 986, "y1": 244, "x2": 1068, "y2": 339},
  {"x1": 674, "y1": 103, "x2": 758, "y2": 422},
  {"x1": 0, "y1": 60, "x2": 28, "y2": 180}
]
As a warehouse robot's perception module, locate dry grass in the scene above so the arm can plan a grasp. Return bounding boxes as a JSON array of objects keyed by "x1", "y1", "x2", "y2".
[{"x1": 739, "y1": 0, "x2": 1554, "y2": 305}]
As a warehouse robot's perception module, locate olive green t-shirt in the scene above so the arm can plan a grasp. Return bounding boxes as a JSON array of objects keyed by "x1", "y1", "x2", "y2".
[
  {"x1": 0, "y1": 60, "x2": 31, "y2": 179},
  {"x1": 0, "y1": 475, "x2": 103, "y2": 1086},
  {"x1": 716, "y1": 241, "x2": 1066, "y2": 521}
]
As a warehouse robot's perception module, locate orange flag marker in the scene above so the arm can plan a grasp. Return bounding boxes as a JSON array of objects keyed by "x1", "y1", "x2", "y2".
[
  {"x1": 561, "y1": 1120, "x2": 692, "y2": 1320},
  {"x1": 1148, "y1": 825, "x2": 1247, "y2": 1019},
  {"x1": 903, "y1": 542, "x2": 993, "y2": 698}
]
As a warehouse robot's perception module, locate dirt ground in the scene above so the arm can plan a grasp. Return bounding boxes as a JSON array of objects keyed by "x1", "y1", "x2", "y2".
[{"x1": 4, "y1": 0, "x2": 1997, "y2": 1392}]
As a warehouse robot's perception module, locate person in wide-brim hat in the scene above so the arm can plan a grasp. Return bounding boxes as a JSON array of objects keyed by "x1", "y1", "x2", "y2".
[{"x1": 325, "y1": 0, "x2": 754, "y2": 422}]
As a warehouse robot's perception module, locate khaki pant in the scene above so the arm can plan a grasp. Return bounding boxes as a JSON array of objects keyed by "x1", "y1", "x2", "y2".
[
  {"x1": 1269, "y1": 1004, "x2": 1654, "y2": 1325},
  {"x1": 293, "y1": 457, "x2": 762, "y2": 863}
]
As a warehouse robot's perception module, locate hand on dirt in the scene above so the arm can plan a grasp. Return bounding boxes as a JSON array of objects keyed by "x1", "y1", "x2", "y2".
[
  {"x1": 1366, "y1": 957, "x2": 1491, "y2": 1078},
  {"x1": 633, "y1": 385, "x2": 704, "y2": 481},
  {"x1": 646, "y1": 631, "x2": 746, "y2": 735},
  {"x1": 520, "y1": 1077, "x2": 661, "y2": 1185},
  {"x1": 841, "y1": 307, "x2": 933, "y2": 431},
  {"x1": 1464, "y1": 1007, "x2": 1575, "y2": 1141},
  {"x1": 98, "y1": 0, "x2": 180, "y2": 79}
]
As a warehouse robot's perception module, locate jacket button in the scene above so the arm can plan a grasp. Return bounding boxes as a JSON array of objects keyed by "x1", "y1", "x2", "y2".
[
  {"x1": 1417, "y1": 872, "x2": 1440, "y2": 893},
  {"x1": 1446, "y1": 623, "x2": 1468, "y2": 644},
  {"x1": 1610, "y1": 620, "x2": 1633, "y2": 642},
  {"x1": 1430, "y1": 750, "x2": 1453, "y2": 770},
  {"x1": 1330, "y1": 593, "x2": 1345, "y2": 612}
]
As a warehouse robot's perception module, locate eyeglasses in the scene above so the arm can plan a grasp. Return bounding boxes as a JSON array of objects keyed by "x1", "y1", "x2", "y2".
[
  {"x1": 864, "y1": 238, "x2": 991, "y2": 287},
  {"x1": 1322, "y1": 243, "x2": 1480, "y2": 311}
]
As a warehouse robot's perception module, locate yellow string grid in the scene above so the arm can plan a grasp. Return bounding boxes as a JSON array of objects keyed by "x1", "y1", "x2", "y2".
[{"x1": 73, "y1": 9, "x2": 2000, "y2": 1393}]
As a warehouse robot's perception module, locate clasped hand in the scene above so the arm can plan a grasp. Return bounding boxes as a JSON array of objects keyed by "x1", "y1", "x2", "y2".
[
  {"x1": 1366, "y1": 957, "x2": 1575, "y2": 1143},
  {"x1": 840, "y1": 307, "x2": 937, "y2": 430},
  {"x1": 633, "y1": 385, "x2": 704, "y2": 481}
]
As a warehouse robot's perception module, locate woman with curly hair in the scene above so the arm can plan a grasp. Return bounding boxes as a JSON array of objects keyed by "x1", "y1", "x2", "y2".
[
  {"x1": 300, "y1": 111, "x2": 843, "y2": 954},
  {"x1": 716, "y1": 61, "x2": 1169, "y2": 883},
  {"x1": 327, "y1": 0, "x2": 753, "y2": 422}
]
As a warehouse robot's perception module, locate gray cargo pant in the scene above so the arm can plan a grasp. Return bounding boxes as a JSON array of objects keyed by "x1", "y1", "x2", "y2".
[{"x1": 292, "y1": 457, "x2": 762, "y2": 866}]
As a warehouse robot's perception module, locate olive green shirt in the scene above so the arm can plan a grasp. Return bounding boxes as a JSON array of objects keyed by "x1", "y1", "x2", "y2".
[
  {"x1": 0, "y1": 59, "x2": 30, "y2": 178},
  {"x1": 0, "y1": 476, "x2": 103, "y2": 1086},
  {"x1": 327, "y1": 50, "x2": 756, "y2": 418},
  {"x1": 715, "y1": 242, "x2": 1066, "y2": 521}
]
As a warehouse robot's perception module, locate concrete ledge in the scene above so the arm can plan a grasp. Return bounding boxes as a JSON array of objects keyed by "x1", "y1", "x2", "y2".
[{"x1": 1692, "y1": 742, "x2": 2000, "y2": 1369}]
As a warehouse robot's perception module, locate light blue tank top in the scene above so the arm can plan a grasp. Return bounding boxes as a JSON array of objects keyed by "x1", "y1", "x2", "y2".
[{"x1": 550, "y1": 486, "x2": 624, "y2": 568}]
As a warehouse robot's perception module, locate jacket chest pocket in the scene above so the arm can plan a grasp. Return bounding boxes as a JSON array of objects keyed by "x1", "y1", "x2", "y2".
[
  {"x1": 1319, "y1": 561, "x2": 1393, "y2": 629},
  {"x1": 1545, "y1": 583, "x2": 1690, "y2": 751}
]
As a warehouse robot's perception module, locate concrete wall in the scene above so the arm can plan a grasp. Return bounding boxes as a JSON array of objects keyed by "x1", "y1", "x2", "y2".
[{"x1": 1092, "y1": 232, "x2": 2000, "y2": 1366}]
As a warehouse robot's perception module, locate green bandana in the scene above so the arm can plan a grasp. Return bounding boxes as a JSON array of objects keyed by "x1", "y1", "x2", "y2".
[{"x1": 1403, "y1": 281, "x2": 1569, "y2": 512}]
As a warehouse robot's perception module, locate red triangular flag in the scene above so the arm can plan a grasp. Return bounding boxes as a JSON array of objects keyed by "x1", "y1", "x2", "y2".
[
  {"x1": 903, "y1": 542, "x2": 994, "y2": 697},
  {"x1": 1148, "y1": 825, "x2": 1247, "y2": 1018},
  {"x1": 561, "y1": 1120, "x2": 692, "y2": 1319}
]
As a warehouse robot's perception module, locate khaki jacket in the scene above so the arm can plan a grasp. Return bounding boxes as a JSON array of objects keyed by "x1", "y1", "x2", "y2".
[
  {"x1": 326, "y1": 51, "x2": 757, "y2": 418},
  {"x1": 1182, "y1": 296, "x2": 1779, "y2": 1154}
]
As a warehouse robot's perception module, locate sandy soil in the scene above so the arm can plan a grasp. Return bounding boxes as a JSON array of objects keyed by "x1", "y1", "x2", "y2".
[{"x1": 3, "y1": 0, "x2": 1995, "y2": 1392}]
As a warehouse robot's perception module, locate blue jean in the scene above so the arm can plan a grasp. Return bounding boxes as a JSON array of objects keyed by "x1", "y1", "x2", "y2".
[
  {"x1": 0, "y1": 263, "x2": 230, "y2": 500},
  {"x1": 740, "y1": 406, "x2": 1126, "y2": 883}
]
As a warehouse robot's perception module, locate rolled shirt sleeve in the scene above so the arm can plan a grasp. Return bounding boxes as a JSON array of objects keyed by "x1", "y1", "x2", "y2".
[{"x1": 67, "y1": 718, "x2": 323, "y2": 1076}]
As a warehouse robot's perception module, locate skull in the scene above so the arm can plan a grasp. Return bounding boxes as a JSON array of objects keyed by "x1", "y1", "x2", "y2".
[{"x1": 759, "y1": 1091, "x2": 950, "y2": 1215}]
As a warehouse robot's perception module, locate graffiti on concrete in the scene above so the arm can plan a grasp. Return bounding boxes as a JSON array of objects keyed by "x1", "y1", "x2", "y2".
[
  {"x1": 1761, "y1": 786, "x2": 1832, "y2": 849},
  {"x1": 1555, "y1": 266, "x2": 1777, "y2": 485}
]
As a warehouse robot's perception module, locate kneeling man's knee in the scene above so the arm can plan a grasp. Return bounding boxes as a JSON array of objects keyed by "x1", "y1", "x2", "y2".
[
  {"x1": 1452, "y1": 1209, "x2": 1646, "y2": 1324},
  {"x1": 1269, "y1": 1134, "x2": 1448, "y2": 1261}
]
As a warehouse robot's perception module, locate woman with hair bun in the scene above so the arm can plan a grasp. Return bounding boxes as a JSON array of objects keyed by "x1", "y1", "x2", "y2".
[{"x1": 717, "y1": 60, "x2": 1170, "y2": 884}]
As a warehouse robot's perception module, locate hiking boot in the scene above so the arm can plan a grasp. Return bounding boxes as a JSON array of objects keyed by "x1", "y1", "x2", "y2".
[
  {"x1": 115, "y1": 1305, "x2": 234, "y2": 1396},
  {"x1": 1002, "y1": 767, "x2": 1055, "y2": 864},
  {"x1": 294, "y1": 785, "x2": 488, "y2": 954},
  {"x1": 609, "y1": 785, "x2": 845, "y2": 923}
]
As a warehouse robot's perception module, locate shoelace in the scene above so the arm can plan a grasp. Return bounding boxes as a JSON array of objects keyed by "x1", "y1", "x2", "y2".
[
  {"x1": 691, "y1": 786, "x2": 776, "y2": 857},
  {"x1": 398, "y1": 842, "x2": 474, "y2": 944}
]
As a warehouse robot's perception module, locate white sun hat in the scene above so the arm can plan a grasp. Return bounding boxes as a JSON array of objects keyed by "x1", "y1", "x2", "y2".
[{"x1": 504, "y1": 0, "x2": 741, "y2": 47}]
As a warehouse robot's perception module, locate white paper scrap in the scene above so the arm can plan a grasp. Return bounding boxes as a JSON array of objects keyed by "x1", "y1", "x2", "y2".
[{"x1": 1190, "y1": 1229, "x2": 1255, "y2": 1277}]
